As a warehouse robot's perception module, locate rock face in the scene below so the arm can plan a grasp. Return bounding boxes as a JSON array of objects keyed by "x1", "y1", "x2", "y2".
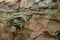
[
  {"x1": 50, "y1": 12, "x2": 60, "y2": 21},
  {"x1": 38, "y1": 0, "x2": 52, "y2": 8},
  {"x1": 47, "y1": 21, "x2": 60, "y2": 34},
  {"x1": 20, "y1": 0, "x2": 33, "y2": 8},
  {"x1": 30, "y1": 0, "x2": 58, "y2": 10},
  {"x1": 47, "y1": 12, "x2": 60, "y2": 34},
  {"x1": 5, "y1": 0, "x2": 18, "y2": 5},
  {"x1": 35, "y1": 36, "x2": 55, "y2": 40},
  {"x1": 25, "y1": 14, "x2": 45, "y2": 31},
  {"x1": 20, "y1": 0, "x2": 52, "y2": 8},
  {"x1": 0, "y1": 0, "x2": 4, "y2": 2},
  {"x1": 24, "y1": 14, "x2": 51, "y2": 40},
  {"x1": 24, "y1": 12, "x2": 60, "y2": 40},
  {"x1": 0, "y1": 0, "x2": 19, "y2": 12},
  {"x1": 0, "y1": 13, "x2": 60, "y2": 40},
  {"x1": 0, "y1": 20, "x2": 14, "y2": 40},
  {"x1": 0, "y1": 0, "x2": 18, "y2": 5},
  {"x1": 0, "y1": 0, "x2": 60, "y2": 40}
]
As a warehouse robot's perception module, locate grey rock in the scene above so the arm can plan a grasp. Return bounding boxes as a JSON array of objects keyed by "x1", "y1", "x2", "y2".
[
  {"x1": 20, "y1": 0, "x2": 33, "y2": 8},
  {"x1": 0, "y1": 8, "x2": 15, "y2": 12},
  {"x1": 31, "y1": 0, "x2": 52, "y2": 8},
  {"x1": 31, "y1": 0, "x2": 58, "y2": 10}
]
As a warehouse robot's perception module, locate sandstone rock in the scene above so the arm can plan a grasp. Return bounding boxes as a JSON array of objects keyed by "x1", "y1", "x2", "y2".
[
  {"x1": 0, "y1": 20, "x2": 7, "y2": 33},
  {"x1": 20, "y1": 0, "x2": 33, "y2": 8},
  {"x1": 40, "y1": 19, "x2": 50, "y2": 28},
  {"x1": 30, "y1": 30, "x2": 44, "y2": 38},
  {"x1": 24, "y1": 14, "x2": 47, "y2": 39},
  {"x1": 50, "y1": 12, "x2": 60, "y2": 21},
  {"x1": 1, "y1": 33, "x2": 9, "y2": 40},
  {"x1": 12, "y1": 2, "x2": 19, "y2": 10},
  {"x1": 47, "y1": 21, "x2": 60, "y2": 34},
  {"x1": 0, "y1": 0, "x2": 19, "y2": 12},
  {"x1": 5, "y1": 0, "x2": 18, "y2": 5},
  {"x1": 1, "y1": 33, "x2": 15, "y2": 40},
  {"x1": 0, "y1": 19, "x2": 16, "y2": 40},
  {"x1": 35, "y1": 36, "x2": 55, "y2": 40},
  {"x1": 26, "y1": 38, "x2": 33, "y2": 40},
  {"x1": 25, "y1": 14, "x2": 45, "y2": 31},
  {"x1": 0, "y1": 23, "x2": 6, "y2": 32},
  {"x1": 0, "y1": 0, "x2": 4, "y2": 2}
]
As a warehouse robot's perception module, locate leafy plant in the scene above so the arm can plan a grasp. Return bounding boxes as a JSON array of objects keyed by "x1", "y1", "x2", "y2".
[
  {"x1": 12, "y1": 19, "x2": 20, "y2": 30},
  {"x1": 34, "y1": 0, "x2": 40, "y2": 3}
]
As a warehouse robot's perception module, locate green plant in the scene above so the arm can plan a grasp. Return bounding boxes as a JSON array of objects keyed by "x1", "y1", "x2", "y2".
[{"x1": 12, "y1": 19, "x2": 20, "y2": 30}]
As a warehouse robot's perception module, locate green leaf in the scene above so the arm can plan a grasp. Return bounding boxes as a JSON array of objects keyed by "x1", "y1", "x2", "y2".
[{"x1": 34, "y1": 0, "x2": 40, "y2": 3}]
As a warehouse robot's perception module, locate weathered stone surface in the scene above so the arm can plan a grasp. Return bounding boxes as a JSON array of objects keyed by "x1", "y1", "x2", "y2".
[
  {"x1": 0, "y1": 20, "x2": 7, "y2": 33},
  {"x1": 38, "y1": 0, "x2": 52, "y2": 8},
  {"x1": 35, "y1": 36, "x2": 55, "y2": 40},
  {"x1": 24, "y1": 14, "x2": 48, "y2": 39},
  {"x1": 20, "y1": 0, "x2": 57, "y2": 9},
  {"x1": 44, "y1": 12, "x2": 60, "y2": 34},
  {"x1": 30, "y1": 31, "x2": 43, "y2": 38},
  {"x1": 5, "y1": 0, "x2": 18, "y2": 5},
  {"x1": 25, "y1": 14, "x2": 45, "y2": 31},
  {"x1": 1, "y1": 33, "x2": 14, "y2": 40},
  {"x1": 47, "y1": 21, "x2": 60, "y2": 34},
  {"x1": 0, "y1": 0, "x2": 60, "y2": 40},
  {"x1": 31, "y1": 0, "x2": 58, "y2": 10},
  {"x1": 24, "y1": 13, "x2": 60, "y2": 40},
  {"x1": 0, "y1": 20, "x2": 15, "y2": 40},
  {"x1": 50, "y1": 12, "x2": 60, "y2": 21},
  {"x1": 0, "y1": 0, "x2": 19, "y2": 12},
  {"x1": 50, "y1": 2, "x2": 58, "y2": 8},
  {"x1": 20, "y1": 0, "x2": 33, "y2": 8},
  {"x1": 26, "y1": 37, "x2": 33, "y2": 40},
  {"x1": 0, "y1": 0, "x2": 4, "y2": 2}
]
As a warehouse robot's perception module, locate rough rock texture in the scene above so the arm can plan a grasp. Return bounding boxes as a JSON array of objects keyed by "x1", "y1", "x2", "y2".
[
  {"x1": 0, "y1": 0, "x2": 19, "y2": 12},
  {"x1": 47, "y1": 21, "x2": 60, "y2": 34},
  {"x1": 20, "y1": 0, "x2": 33, "y2": 8},
  {"x1": 50, "y1": 12, "x2": 60, "y2": 21},
  {"x1": 35, "y1": 36, "x2": 55, "y2": 40},
  {"x1": 0, "y1": 13, "x2": 60, "y2": 40},
  {"x1": 20, "y1": 0, "x2": 58, "y2": 10},
  {"x1": 47, "y1": 12, "x2": 60, "y2": 34},
  {"x1": 24, "y1": 11, "x2": 60, "y2": 40},
  {"x1": 24, "y1": 14, "x2": 51, "y2": 40},
  {"x1": 0, "y1": 0, "x2": 60, "y2": 40}
]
